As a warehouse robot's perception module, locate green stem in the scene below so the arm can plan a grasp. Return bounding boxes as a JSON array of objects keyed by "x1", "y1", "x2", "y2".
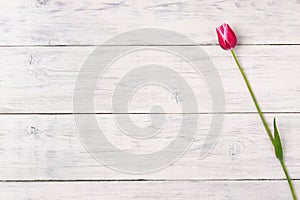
[
  {"x1": 280, "y1": 160, "x2": 298, "y2": 200},
  {"x1": 230, "y1": 49, "x2": 297, "y2": 200},
  {"x1": 231, "y1": 50, "x2": 274, "y2": 146}
]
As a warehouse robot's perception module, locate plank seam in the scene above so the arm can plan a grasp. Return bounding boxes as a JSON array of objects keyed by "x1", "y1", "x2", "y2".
[
  {"x1": 0, "y1": 44, "x2": 299, "y2": 48},
  {"x1": 0, "y1": 112, "x2": 299, "y2": 115},
  {"x1": 0, "y1": 179, "x2": 299, "y2": 183}
]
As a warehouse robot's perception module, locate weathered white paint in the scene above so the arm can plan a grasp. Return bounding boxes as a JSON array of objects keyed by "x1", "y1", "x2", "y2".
[
  {"x1": 1, "y1": 0, "x2": 299, "y2": 198},
  {"x1": 0, "y1": 180, "x2": 299, "y2": 200},
  {"x1": 0, "y1": 114, "x2": 299, "y2": 180},
  {"x1": 0, "y1": 0, "x2": 299, "y2": 45},
  {"x1": 0, "y1": 46, "x2": 299, "y2": 113}
]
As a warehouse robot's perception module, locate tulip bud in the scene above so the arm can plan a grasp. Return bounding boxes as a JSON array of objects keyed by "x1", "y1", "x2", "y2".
[{"x1": 216, "y1": 23, "x2": 237, "y2": 50}]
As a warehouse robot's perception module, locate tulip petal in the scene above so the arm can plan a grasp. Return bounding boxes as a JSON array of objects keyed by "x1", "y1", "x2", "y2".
[
  {"x1": 216, "y1": 23, "x2": 237, "y2": 50},
  {"x1": 216, "y1": 27, "x2": 229, "y2": 50}
]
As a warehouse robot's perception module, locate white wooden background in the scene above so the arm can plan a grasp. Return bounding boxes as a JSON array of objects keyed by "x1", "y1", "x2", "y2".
[{"x1": 0, "y1": 0, "x2": 300, "y2": 199}]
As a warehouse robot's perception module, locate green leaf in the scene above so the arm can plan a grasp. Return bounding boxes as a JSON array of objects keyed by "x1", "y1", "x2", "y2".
[{"x1": 273, "y1": 118, "x2": 283, "y2": 161}]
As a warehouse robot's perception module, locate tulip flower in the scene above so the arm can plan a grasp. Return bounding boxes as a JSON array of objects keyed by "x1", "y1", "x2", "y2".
[
  {"x1": 216, "y1": 23, "x2": 237, "y2": 50},
  {"x1": 216, "y1": 23, "x2": 297, "y2": 200}
]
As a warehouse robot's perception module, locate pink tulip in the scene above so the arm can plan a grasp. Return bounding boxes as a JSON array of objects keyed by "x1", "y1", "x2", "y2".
[
  {"x1": 216, "y1": 24, "x2": 297, "y2": 200},
  {"x1": 216, "y1": 23, "x2": 237, "y2": 50}
]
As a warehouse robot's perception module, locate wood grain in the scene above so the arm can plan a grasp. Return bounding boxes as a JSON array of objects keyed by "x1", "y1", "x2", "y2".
[
  {"x1": 0, "y1": 0, "x2": 299, "y2": 45},
  {"x1": 0, "y1": 180, "x2": 299, "y2": 200},
  {"x1": 0, "y1": 45, "x2": 299, "y2": 113},
  {"x1": 0, "y1": 113, "x2": 299, "y2": 180},
  {"x1": 1, "y1": 0, "x2": 300, "y2": 198}
]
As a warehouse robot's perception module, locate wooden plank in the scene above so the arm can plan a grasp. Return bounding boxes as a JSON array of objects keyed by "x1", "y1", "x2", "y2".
[
  {"x1": 0, "y1": 180, "x2": 299, "y2": 199},
  {"x1": 0, "y1": 113, "x2": 299, "y2": 180},
  {"x1": 0, "y1": 46, "x2": 299, "y2": 113},
  {"x1": 0, "y1": 0, "x2": 299, "y2": 45}
]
